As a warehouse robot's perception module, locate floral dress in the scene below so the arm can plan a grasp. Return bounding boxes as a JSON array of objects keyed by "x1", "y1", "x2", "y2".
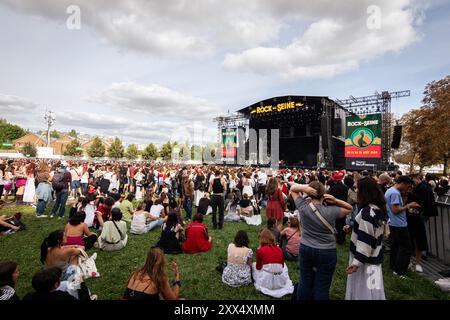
[{"x1": 222, "y1": 243, "x2": 253, "y2": 287}]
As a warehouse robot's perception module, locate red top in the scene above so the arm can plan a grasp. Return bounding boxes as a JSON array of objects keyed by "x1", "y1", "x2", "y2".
[
  {"x1": 256, "y1": 244, "x2": 284, "y2": 270},
  {"x1": 94, "y1": 204, "x2": 111, "y2": 223},
  {"x1": 182, "y1": 222, "x2": 212, "y2": 254},
  {"x1": 129, "y1": 167, "x2": 135, "y2": 179}
]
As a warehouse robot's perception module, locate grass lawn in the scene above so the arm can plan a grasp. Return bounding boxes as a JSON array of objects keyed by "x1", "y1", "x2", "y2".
[{"x1": 0, "y1": 203, "x2": 449, "y2": 300}]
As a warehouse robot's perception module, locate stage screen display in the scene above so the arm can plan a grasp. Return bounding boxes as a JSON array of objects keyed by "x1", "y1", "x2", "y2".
[
  {"x1": 345, "y1": 113, "x2": 382, "y2": 170},
  {"x1": 221, "y1": 128, "x2": 238, "y2": 158}
]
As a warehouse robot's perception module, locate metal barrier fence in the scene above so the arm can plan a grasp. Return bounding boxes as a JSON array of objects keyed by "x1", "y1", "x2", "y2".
[{"x1": 425, "y1": 194, "x2": 450, "y2": 265}]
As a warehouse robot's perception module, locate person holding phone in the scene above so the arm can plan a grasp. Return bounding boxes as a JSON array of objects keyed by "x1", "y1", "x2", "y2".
[{"x1": 385, "y1": 175, "x2": 420, "y2": 279}]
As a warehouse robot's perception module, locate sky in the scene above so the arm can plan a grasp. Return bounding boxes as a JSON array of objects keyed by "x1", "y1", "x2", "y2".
[{"x1": 0, "y1": 0, "x2": 449, "y2": 147}]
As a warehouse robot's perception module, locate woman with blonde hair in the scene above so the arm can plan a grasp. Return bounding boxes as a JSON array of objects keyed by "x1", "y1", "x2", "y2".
[{"x1": 122, "y1": 247, "x2": 181, "y2": 300}]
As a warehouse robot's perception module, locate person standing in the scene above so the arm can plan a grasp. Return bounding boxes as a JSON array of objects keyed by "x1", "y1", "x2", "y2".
[
  {"x1": 209, "y1": 170, "x2": 226, "y2": 230},
  {"x1": 182, "y1": 174, "x2": 195, "y2": 222},
  {"x1": 407, "y1": 174, "x2": 438, "y2": 272},
  {"x1": 327, "y1": 172, "x2": 349, "y2": 245},
  {"x1": 265, "y1": 177, "x2": 286, "y2": 230},
  {"x1": 290, "y1": 181, "x2": 352, "y2": 300},
  {"x1": 23, "y1": 162, "x2": 36, "y2": 206},
  {"x1": 50, "y1": 163, "x2": 72, "y2": 219},
  {"x1": 345, "y1": 177, "x2": 388, "y2": 300},
  {"x1": 385, "y1": 175, "x2": 420, "y2": 279}
]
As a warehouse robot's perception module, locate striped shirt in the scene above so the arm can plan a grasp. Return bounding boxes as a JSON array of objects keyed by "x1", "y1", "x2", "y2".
[{"x1": 349, "y1": 204, "x2": 386, "y2": 267}]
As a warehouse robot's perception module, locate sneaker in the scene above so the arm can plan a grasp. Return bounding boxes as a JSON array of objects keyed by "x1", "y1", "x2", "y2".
[
  {"x1": 415, "y1": 264, "x2": 424, "y2": 273},
  {"x1": 57, "y1": 217, "x2": 62, "y2": 220},
  {"x1": 90, "y1": 294, "x2": 98, "y2": 300},
  {"x1": 36, "y1": 214, "x2": 48, "y2": 218},
  {"x1": 393, "y1": 272, "x2": 410, "y2": 280},
  {"x1": 49, "y1": 215, "x2": 55, "y2": 219}
]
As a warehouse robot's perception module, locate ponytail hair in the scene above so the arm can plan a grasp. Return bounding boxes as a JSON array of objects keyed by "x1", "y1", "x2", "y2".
[{"x1": 40, "y1": 230, "x2": 64, "y2": 264}]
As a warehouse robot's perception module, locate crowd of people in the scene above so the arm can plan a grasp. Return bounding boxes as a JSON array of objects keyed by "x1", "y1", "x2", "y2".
[{"x1": 0, "y1": 158, "x2": 448, "y2": 300}]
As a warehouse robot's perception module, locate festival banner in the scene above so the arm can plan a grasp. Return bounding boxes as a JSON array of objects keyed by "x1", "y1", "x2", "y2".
[
  {"x1": 221, "y1": 128, "x2": 238, "y2": 158},
  {"x1": 345, "y1": 113, "x2": 382, "y2": 170}
]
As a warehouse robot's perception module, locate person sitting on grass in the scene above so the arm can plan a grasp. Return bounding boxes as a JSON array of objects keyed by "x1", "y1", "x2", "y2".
[
  {"x1": 130, "y1": 202, "x2": 152, "y2": 235},
  {"x1": 23, "y1": 267, "x2": 90, "y2": 301},
  {"x1": 119, "y1": 193, "x2": 135, "y2": 222},
  {"x1": 147, "y1": 198, "x2": 166, "y2": 232},
  {"x1": 93, "y1": 197, "x2": 115, "y2": 230},
  {"x1": 222, "y1": 230, "x2": 253, "y2": 287},
  {"x1": 197, "y1": 192, "x2": 212, "y2": 215},
  {"x1": 63, "y1": 212, "x2": 98, "y2": 250},
  {"x1": 224, "y1": 193, "x2": 240, "y2": 222},
  {"x1": 280, "y1": 216, "x2": 301, "y2": 261},
  {"x1": 98, "y1": 208, "x2": 128, "y2": 252},
  {"x1": 122, "y1": 247, "x2": 181, "y2": 300},
  {"x1": 237, "y1": 193, "x2": 253, "y2": 217},
  {"x1": 0, "y1": 261, "x2": 20, "y2": 300},
  {"x1": 156, "y1": 212, "x2": 183, "y2": 254},
  {"x1": 252, "y1": 229, "x2": 294, "y2": 298},
  {"x1": 267, "y1": 217, "x2": 281, "y2": 246},
  {"x1": 40, "y1": 230, "x2": 82, "y2": 273},
  {"x1": 182, "y1": 213, "x2": 212, "y2": 254}
]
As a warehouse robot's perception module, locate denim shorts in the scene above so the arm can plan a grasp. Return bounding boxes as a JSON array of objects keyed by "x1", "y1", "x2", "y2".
[{"x1": 71, "y1": 180, "x2": 81, "y2": 189}]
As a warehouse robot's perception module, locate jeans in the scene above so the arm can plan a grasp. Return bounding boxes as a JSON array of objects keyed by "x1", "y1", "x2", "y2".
[
  {"x1": 183, "y1": 195, "x2": 193, "y2": 220},
  {"x1": 36, "y1": 199, "x2": 47, "y2": 215},
  {"x1": 297, "y1": 244, "x2": 337, "y2": 300},
  {"x1": 211, "y1": 194, "x2": 224, "y2": 228},
  {"x1": 145, "y1": 219, "x2": 164, "y2": 233},
  {"x1": 51, "y1": 189, "x2": 69, "y2": 218},
  {"x1": 81, "y1": 183, "x2": 88, "y2": 195},
  {"x1": 389, "y1": 226, "x2": 412, "y2": 275}
]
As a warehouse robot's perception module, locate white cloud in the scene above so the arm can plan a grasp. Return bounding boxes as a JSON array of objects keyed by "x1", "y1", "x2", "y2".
[
  {"x1": 87, "y1": 82, "x2": 218, "y2": 121},
  {"x1": 223, "y1": 1, "x2": 422, "y2": 79},
  {"x1": 0, "y1": 0, "x2": 424, "y2": 79},
  {"x1": 0, "y1": 93, "x2": 37, "y2": 113}
]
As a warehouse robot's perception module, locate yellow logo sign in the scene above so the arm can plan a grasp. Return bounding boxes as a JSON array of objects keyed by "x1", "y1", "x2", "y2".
[{"x1": 251, "y1": 101, "x2": 303, "y2": 114}]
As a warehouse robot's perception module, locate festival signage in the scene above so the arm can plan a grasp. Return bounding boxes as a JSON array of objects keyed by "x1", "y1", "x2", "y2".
[
  {"x1": 345, "y1": 113, "x2": 382, "y2": 170},
  {"x1": 221, "y1": 128, "x2": 238, "y2": 158},
  {"x1": 250, "y1": 101, "x2": 304, "y2": 115}
]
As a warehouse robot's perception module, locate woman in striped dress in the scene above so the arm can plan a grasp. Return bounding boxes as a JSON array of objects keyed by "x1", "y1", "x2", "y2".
[{"x1": 345, "y1": 176, "x2": 388, "y2": 300}]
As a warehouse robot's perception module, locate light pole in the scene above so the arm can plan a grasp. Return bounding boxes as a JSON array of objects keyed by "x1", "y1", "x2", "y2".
[{"x1": 44, "y1": 110, "x2": 56, "y2": 147}]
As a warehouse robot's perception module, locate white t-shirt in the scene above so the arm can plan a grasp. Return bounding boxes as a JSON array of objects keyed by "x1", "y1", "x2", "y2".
[{"x1": 149, "y1": 204, "x2": 164, "y2": 218}]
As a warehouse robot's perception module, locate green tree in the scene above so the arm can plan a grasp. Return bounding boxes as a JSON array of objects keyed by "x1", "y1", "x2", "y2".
[
  {"x1": 108, "y1": 137, "x2": 125, "y2": 159},
  {"x1": 421, "y1": 76, "x2": 450, "y2": 174},
  {"x1": 50, "y1": 130, "x2": 60, "y2": 139},
  {"x1": 141, "y1": 143, "x2": 158, "y2": 160},
  {"x1": 0, "y1": 119, "x2": 27, "y2": 144},
  {"x1": 63, "y1": 139, "x2": 83, "y2": 157},
  {"x1": 87, "y1": 137, "x2": 106, "y2": 158},
  {"x1": 191, "y1": 145, "x2": 203, "y2": 161},
  {"x1": 21, "y1": 142, "x2": 37, "y2": 157},
  {"x1": 125, "y1": 144, "x2": 139, "y2": 160},
  {"x1": 159, "y1": 141, "x2": 173, "y2": 161},
  {"x1": 68, "y1": 129, "x2": 77, "y2": 138}
]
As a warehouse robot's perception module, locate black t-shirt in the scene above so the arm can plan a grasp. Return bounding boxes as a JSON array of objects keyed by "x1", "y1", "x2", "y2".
[{"x1": 198, "y1": 197, "x2": 211, "y2": 214}]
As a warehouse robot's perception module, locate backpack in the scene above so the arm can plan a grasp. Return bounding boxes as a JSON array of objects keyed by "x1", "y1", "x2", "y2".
[{"x1": 52, "y1": 170, "x2": 66, "y2": 191}]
